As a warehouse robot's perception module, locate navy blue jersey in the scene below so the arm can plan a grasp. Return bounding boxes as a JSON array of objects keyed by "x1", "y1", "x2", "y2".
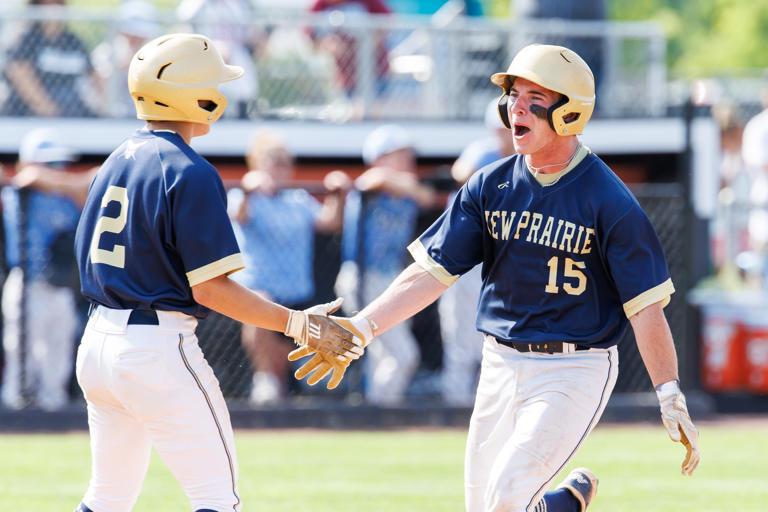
[
  {"x1": 409, "y1": 148, "x2": 674, "y2": 348},
  {"x1": 75, "y1": 129, "x2": 244, "y2": 318}
]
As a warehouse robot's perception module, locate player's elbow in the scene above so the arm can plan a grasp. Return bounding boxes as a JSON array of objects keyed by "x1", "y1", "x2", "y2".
[{"x1": 191, "y1": 275, "x2": 227, "y2": 308}]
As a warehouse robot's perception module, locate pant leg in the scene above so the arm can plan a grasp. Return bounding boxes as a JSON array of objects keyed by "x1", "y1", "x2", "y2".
[
  {"x1": 466, "y1": 339, "x2": 618, "y2": 512},
  {"x1": 1, "y1": 267, "x2": 25, "y2": 408},
  {"x1": 362, "y1": 271, "x2": 420, "y2": 405},
  {"x1": 27, "y1": 280, "x2": 77, "y2": 410},
  {"x1": 439, "y1": 265, "x2": 483, "y2": 405},
  {"x1": 113, "y1": 330, "x2": 241, "y2": 512},
  {"x1": 76, "y1": 322, "x2": 153, "y2": 512}
]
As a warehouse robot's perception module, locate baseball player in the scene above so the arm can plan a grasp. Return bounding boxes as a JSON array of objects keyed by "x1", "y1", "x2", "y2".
[
  {"x1": 72, "y1": 33, "x2": 360, "y2": 512},
  {"x1": 294, "y1": 44, "x2": 701, "y2": 511}
]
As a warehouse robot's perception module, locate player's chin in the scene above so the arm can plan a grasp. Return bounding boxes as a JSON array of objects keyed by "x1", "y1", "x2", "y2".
[{"x1": 512, "y1": 139, "x2": 534, "y2": 155}]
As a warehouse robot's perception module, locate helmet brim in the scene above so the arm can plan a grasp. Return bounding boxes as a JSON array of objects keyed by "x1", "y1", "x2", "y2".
[{"x1": 222, "y1": 64, "x2": 244, "y2": 83}]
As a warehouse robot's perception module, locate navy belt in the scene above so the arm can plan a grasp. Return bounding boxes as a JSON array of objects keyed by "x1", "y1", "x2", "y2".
[
  {"x1": 493, "y1": 338, "x2": 589, "y2": 354},
  {"x1": 127, "y1": 309, "x2": 159, "y2": 325}
]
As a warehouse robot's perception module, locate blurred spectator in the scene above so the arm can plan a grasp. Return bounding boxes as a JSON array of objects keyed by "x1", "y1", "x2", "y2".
[
  {"x1": 1, "y1": 128, "x2": 82, "y2": 411},
  {"x1": 335, "y1": 124, "x2": 437, "y2": 405},
  {"x1": 308, "y1": 0, "x2": 392, "y2": 99},
  {"x1": 438, "y1": 98, "x2": 516, "y2": 406},
  {"x1": 513, "y1": 0, "x2": 605, "y2": 110},
  {"x1": 227, "y1": 130, "x2": 350, "y2": 404},
  {"x1": 91, "y1": 0, "x2": 160, "y2": 118},
  {"x1": 387, "y1": 0, "x2": 484, "y2": 16},
  {"x1": 707, "y1": 101, "x2": 749, "y2": 274},
  {"x1": 740, "y1": 88, "x2": 768, "y2": 281},
  {"x1": 177, "y1": 0, "x2": 261, "y2": 119},
  {"x1": 1, "y1": 0, "x2": 99, "y2": 117},
  {"x1": 451, "y1": 97, "x2": 516, "y2": 183}
]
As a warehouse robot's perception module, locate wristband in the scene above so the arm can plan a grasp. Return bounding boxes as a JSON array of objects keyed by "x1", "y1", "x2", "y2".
[
  {"x1": 349, "y1": 314, "x2": 377, "y2": 345},
  {"x1": 655, "y1": 379, "x2": 681, "y2": 402},
  {"x1": 284, "y1": 310, "x2": 303, "y2": 340}
]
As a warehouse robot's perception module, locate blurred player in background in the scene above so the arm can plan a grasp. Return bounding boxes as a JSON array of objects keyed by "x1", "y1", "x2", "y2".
[
  {"x1": 296, "y1": 44, "x2": 700, "y2": 511},
  {"x1": 91, "y1": 0, "x2": 160, "y2": 118},
  {"x1": 1, "y1": 0, "x2": 100, "y2": 117},
  {"x1": 0, "y1": 128, "x2": 81, "y2": 411},
  {"x1": 439, "y1": 98, "x2": 517, "y2": 405},
  {"x1": 228, "y1": 129, "x2": 350, "y2": 404},
  {"x1": 335, "y1": 124, "x2": 438, "y2": 404},
  {"x1": 71, "y1": 33, "x2": 359, "y2": 512}
]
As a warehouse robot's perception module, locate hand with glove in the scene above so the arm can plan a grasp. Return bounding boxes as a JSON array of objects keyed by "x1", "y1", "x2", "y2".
[
  {"x1": 288, "y1": 314, "x2": 376, "y2": 389},
  {"x1": 656, "y1": 379, "x2": 701, "y2": 476},
  {"x1": 283, "y1": 298, "x2": 364, "y2": 361}
]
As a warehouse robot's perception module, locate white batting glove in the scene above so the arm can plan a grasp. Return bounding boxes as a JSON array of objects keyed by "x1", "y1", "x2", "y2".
[
  {"x1": 286, "y1": 311, "x2": 374, "y2": 390},
  {"x1": 656, "y1": 380, "x2": 701, "y2": 476},
  {"x1": 284, "y1": 298, "x2": 364, "y2": 361},
  {"x1": 329, "y1": 314, "x2": 377, "y2": 348}
]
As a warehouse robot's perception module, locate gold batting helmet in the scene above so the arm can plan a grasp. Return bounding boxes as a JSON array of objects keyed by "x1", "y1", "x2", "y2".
[
  {"x1": 491, "y1": 44, "x2": 595, "y2": 136},
  {"x1": 128, "y1": 33, "x2": 243, "y2": 124}
]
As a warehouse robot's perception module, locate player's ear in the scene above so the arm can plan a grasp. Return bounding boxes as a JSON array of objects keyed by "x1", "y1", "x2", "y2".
[{"x1": 497, "y1": 93, "x2": 511, "y2": 129}]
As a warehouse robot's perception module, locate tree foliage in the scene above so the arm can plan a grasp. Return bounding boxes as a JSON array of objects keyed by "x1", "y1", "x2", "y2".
[{"x1": 610, "y1": 0, "x2": 768, "y2": 78}]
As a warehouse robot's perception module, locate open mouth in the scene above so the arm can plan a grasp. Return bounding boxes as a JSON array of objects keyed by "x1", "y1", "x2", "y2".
[{"x1": 514, "y1": 124, "x2": 530, "y2": 137}]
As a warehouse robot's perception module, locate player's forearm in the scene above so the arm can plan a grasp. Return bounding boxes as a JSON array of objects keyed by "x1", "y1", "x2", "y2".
[
  {"x1": 315, "y1": 191, "x2": 345, "y2": 233},
  {"x1": 358, "y1": 262, "x2": 448, "y2": 335},
  {"x1": 6, "y1": 62, "x2": 59, "y2": 116},
  {"x1": 192, "y1": 274, "x2": 291, "y2": 332},
  {"x1": 629, "y1": 301, "x2": 679, "y2": 387}
]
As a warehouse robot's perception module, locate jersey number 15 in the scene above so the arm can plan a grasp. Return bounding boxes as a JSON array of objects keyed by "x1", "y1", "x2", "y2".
[
  {"x1": 90, "y1": 186, "x2": 129, "y2": 268},
  {"x1": 545, "y1": 256, "x2": 587, "y2": 295}
]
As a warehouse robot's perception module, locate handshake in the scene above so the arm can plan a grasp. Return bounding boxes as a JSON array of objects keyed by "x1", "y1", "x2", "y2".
[{"x1": 283, "y1": 298, "x2": 375, "y2": 389}]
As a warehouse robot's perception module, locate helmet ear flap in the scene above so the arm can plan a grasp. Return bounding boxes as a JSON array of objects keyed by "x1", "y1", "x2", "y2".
[{"x1": 497, "y1": 93, "x2": 511, "y2": 129}]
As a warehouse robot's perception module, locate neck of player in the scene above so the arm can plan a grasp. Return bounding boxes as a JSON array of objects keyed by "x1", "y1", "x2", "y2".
[
  {"x1": 145, "y1": 121, "x2": 210, "y2": 144},
  {"x1": 525, "y1": 136, "x2": 580, "y2": 175}
]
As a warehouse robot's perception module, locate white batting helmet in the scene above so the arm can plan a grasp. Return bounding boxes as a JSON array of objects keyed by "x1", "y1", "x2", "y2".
[
  {"x1": 491, "y1": 44, "x2": 595, "y2": 136},
  {"x1": 128, "y1": 33, "x2": 243, "y2": 124}
]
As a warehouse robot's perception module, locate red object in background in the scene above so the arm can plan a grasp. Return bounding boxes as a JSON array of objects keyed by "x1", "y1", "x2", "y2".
[
  {"x1": 745, "y1": 319, "x2": 768, "y2": 394},
  {"x1": 700, "y1": 307, "x2": 748, "y2": 392}
]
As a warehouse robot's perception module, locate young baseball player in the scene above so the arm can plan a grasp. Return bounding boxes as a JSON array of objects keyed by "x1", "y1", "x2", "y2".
[
  {"x1": 294, "y1": 44, "x2": 701, "y2": 511},
  {"x1": 72, "y1": 33, "x2": 360, "y2": 512}
]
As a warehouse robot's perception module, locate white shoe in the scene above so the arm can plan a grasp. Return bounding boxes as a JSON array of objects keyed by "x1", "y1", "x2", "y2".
[
  {"x1": 1, "y1": 393, "x2": 25, "y2": 410},
  {"x1": 250, "y1": 372, "x2": 282, "y2": 405},
  {"x1": 38, "y1": 392, "x2": 68, "y2": 412}
]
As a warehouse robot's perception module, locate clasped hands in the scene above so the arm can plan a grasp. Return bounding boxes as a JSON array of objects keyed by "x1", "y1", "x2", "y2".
[{"x1": 283, "y1": 298, "x2": 374, "y2": 389}]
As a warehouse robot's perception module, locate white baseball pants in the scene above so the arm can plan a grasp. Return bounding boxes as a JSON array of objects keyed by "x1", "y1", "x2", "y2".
[
  {"x1": 1, "y1": 267, "x2": 77, "y2": 410},
  {"x1": 76, "y1": 306, "x2": 241, "y2": 512},
  {"x1": 362, "y1": 271, "x2": 420, "y2": 405},
  {"x1": 465, "y1": 337, "x2": 618, "y2": 512},
  {"x1": 438, "y1": 265, "x2": 483, "y2": 406}
]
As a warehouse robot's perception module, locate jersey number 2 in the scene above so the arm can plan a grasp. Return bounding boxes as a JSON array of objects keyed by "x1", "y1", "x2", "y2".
[
  {"x1": 545, "y1": 256, "x2": 587, "y2": 295},
  {"x1": 90, "y1": 186, "x2": 129, "y2": 268}
]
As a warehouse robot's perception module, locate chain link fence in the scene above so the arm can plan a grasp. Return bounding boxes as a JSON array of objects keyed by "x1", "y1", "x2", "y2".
[
  {"x1": 193, "y1": 183, "x2": 690, "y2": 404},
  {"x1": 0, "y1": 6, "x2": 698, "y2": 410},
  {"x1": 0, "y1": 6, "x2": 666, "y2": 122}
]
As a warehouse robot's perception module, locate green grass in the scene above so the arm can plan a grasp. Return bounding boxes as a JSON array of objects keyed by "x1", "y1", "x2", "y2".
[{"x1": 0, "y1": 421, "x2": 765, "y2": 511}]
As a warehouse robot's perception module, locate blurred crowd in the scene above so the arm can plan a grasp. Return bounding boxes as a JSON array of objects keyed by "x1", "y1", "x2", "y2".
[
  {"x1": 0, "y1": 0, "x2": 613, "y2": 122},
  {"x1": 0, "y1": 95, "x2": 516, "y2": 411},
  {"x1": 705, "y1": 84, "x2": 768, "y2": 292}
]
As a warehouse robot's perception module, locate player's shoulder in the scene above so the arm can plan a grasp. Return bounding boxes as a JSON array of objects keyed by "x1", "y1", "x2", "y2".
[
  {"x1": 466, "y1": 153, "x2": 517, "y2": 190},
  {"x1": 576, "y1": 152, "x2": 646, "y2": 225},
  {"x1": 144, "y1": 130, "x2": 217, "y2": 176},
  {"x1": 579, "y1": 151, "x2": 636, "y2": 201}
]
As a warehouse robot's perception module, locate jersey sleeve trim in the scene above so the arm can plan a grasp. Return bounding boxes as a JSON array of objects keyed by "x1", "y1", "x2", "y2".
[
  {"x1": 186, "y1": 253, "x2": 246, "y2": 287},
  {"x1": 623, "y1": 278, "x2": 675, "y2": 318},
  {"x1": 407, "y1": 239, "x2": 459, "y2": 287}
]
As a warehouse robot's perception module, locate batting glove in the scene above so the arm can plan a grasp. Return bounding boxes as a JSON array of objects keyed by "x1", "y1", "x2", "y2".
[
  {"x1": 288, "y1": 346, "x2": 350, "y2": 389},
  {"x1": 287, "y1": 314, "x2": 376, "y2": 390},
  {"x1": 284, "y1": 298, "x2": 364, "y2": 361},
  {"x1": 656, "y1": 380, "x2": 701, "y2": 476}
]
